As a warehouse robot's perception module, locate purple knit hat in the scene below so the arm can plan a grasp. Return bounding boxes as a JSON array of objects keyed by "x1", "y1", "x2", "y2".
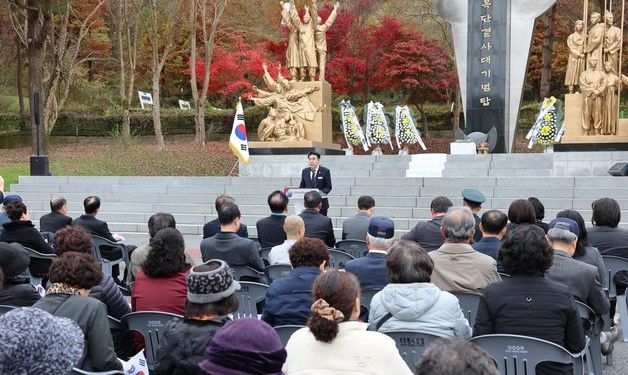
[{"x1": 199, "y1": 317, "x2": 287, "y2": 375}]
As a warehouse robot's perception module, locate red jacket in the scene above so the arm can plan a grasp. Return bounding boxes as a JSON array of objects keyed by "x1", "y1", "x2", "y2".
[{"x1": 131, "y1": 270, "x2": 189, "y2": 315}]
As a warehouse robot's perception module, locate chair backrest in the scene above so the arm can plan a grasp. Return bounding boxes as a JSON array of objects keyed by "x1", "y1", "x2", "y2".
[
  {"x1": 260, "y1": 247, "x2": 273, "y2": 266},
  {"x1": 22, "y1": 247, "x2": 57, "y2": 287},
  {"x1": 274, "y1": 325, "x2": 305, "y2": 347},
  {"x1": 0, "y1": 305, "x2": 16, "y2": 315},
  {"x1": 120, "y1": 311, "x2": 182, "y2": 370},
  {"x1": 451, "y1": 291, "x2": 481, "y2": 328},
  {"x1": 329, "y1": 249, "x2": 355, "y2": 268},
  {"x1": 498, "y1": 272, "x2": 511, "y2": 279},
  {"x1": 470, "y1": 334, "x2": 586, "y2": 375},
  {"x1": 265, "y1": 264, "x2": 293, "y2": 284},
  {"x1": 360, "y1": 288, "x2": 382, "y2": 311},
  {"x1": 107, "y1": 315, "x2": 125, "y2": 331},
  {"x1": 335, "y1": 240, "x2": 368, "y2": 259},
  {"x1": 231, "y1": 265, "x2": 266, "y2": 283},
  {"x1": 601, "y1": 255, "x2": 628, "y2": 298},
  {"x1": 70, "y1": 367, "x2": 124, "y2": 375},
  {"x1": 234, "y1": 281, "x2": 269, "y2": 318},
  {"x1": 91, "y1": 235, "x2": 126, "y2": 263},
  {"x1": 384, "y1": 330, "x2": 442, "y2": 370}
]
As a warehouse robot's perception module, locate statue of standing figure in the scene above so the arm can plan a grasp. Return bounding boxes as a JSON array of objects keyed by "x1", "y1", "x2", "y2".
[
  {"x1": 586, "y1": 12, "x2": 605, "y2": 71},
  {"x1": 280, "y1": 0, "x2": 339, "y2": 81},
  {"x1": 579, "y1": 58, "x2": 607, "y2": 135},
  {"x1": 603, "y1": 60, "x2": 620, "y2": 135},
  {"x1": 565, "y1": 20, "x2": 586, "y2": 93},
  {"x1": 604, "y1": 11, "x2": 622, "y2": 75}
]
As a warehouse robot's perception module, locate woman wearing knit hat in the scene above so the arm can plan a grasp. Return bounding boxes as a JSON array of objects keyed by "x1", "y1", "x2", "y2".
[
  {"x1": 153, "y1": 259, "x2": 241, "y2": 375},
  {"x1": 283, "y1": 270, "x2": 412, "y2": 374},
  {"x1": 199, "y1": 317, "x2": 287, "y2": 374},
  {"x1": 0, "y1": 307, "x2": 84, "y2": 374}
]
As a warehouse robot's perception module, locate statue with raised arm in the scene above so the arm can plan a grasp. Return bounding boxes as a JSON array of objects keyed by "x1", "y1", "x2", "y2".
[
  {"x1": 280, "y1": 1, "x2": 301, "y2": 80},
  {"x1": 288, "y1": 0, "x2": 318, "y2": 81},
  {"x1": 565, "y1": 20, "x2": 585, "y2": 93},
  {"x1": 312, "y1": 1, "x2": 340, "y2": 81},
  {"x1": 586, "y1": 12, "x2": 605, "y2": 70},
  {"x1": 604, "y1": 11, "x2": 622, "y2": 74}
]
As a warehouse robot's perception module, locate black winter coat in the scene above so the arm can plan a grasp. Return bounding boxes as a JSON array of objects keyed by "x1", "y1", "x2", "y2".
[
  {"x1": 473, "y1": 275, "x2": 585, "y2": 375},
  {"x1": 154, "y1": 317, "x2": 229, "y2": 375},
  {"x1": 0, "y1": 278, "x2": 41, "y2": 306},
  {"x1": 0, "y1": 220, "x2": 54, "y2": 276}
]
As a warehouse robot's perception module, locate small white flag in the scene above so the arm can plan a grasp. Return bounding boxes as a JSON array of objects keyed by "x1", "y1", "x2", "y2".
[{"x1": 229, "y1": 98, "x2": 250, "y2": 164}]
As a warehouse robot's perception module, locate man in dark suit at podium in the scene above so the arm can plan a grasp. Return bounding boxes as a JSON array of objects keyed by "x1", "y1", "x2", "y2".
[{"x1": 299, "y1": 151, "x2": 332, "y2": 216}]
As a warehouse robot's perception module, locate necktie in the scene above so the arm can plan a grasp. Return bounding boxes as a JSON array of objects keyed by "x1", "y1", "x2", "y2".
[{"x1": 311, "y1": 170, "x2": 316, "y2": 187}]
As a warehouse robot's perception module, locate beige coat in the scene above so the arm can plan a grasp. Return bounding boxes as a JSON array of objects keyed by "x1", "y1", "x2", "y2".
[
  {"x1": 429, "y1": 243, "x2": 500, "y2": 294},
  {"x1": 283, "y1": 321, "x2": 413, "y2": 374}
]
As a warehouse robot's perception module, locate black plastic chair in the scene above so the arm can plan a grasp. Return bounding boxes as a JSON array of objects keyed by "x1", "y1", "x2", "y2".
[
  {"x1": 265, "y1": 264, "x2": 293, "y2": 284},
  {"x1": 451, "y1": 291, "x2": 481, "y2": 328},
  {"x1": 335, "y1": 240, "x2": 368, "y2": 259},
  {"x1": 70, "y1": 368, "x2": 124, "y2": 374},
  {"x1": 260, "y1": 246, "x2": 273, "y2": 266},
  {"x1": 234, "y1": 281, "x2": 269, "y2": 318},
  {"x1": 120, "y1": 311, "x2": 182, "y2": 371},
  {"x1": 574, "y1": 301, "x2": 601, "y2": 375},
  {"x1": 329, "y1": 249, "x2": 355, "y2": 268},
  {"x1": 231, "y1": 265, "x2": 268, "y2": 284},
  {"x1": 274, "y1": 325, "x2": 305, "y2": 347},
  {"x1": 22, "y1": 246, "x2": 58, "y2": 286},
  {"x1": 91, "y1": 235, "x2": 129, "y2": 278},
  {"x1": 384, "y1": 330, "x2": 442, "y2": 370}
]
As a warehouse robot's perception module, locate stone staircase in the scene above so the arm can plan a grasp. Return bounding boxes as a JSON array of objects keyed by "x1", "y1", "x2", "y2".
[{"x1": 9, "y1": 153, "x2": 628, "y2": 251}]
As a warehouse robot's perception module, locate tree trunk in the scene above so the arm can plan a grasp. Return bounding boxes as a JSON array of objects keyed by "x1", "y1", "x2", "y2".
[
  {"x1": 420, "y1": 102, "x2": 429, "y2": 138},
  {"x1": 16, "y1": 35, "x2": 25, "y2": 118},
  {"x1": 152, "y1": 75, "x2": 165, "y2": 150},
  {"x1": 452, "y1": 88, "x2": 461, "y2": 136},
  {"x1": 194, "y1": 105, "x2": 205, "y2": 144},
  {"x1": 539, "y1": 5, "x2": 556, "y2": 99}
]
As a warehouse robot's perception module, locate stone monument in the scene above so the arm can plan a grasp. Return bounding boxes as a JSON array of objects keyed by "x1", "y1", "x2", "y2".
[
  {"x1": 562, "y1": 1, "x2": 628, "y2": 146},
  {"x1": 248, "y1": 0, "x2": 340, "y2": 155},
  {"x1": 437, "y1": 0, "x2": 556, "y2": 153}
]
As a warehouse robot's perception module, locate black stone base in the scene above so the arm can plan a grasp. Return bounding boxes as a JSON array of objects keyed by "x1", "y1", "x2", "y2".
[
  {"x1": 249, "y1": 147, "x2": 345, "y2": 156},
  {"x1": 555, "y1": 143, "x2": 628, "y2": 152}
]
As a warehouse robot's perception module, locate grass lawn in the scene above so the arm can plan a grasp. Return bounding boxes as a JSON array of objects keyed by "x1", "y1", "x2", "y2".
[{"x1": 0, "y1": 138, "x2": 238, "y2": 190}]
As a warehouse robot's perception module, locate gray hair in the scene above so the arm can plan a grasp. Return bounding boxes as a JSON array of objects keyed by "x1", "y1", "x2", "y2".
[
  {"x1": 547, "y1": 228, "x2": 577, "y2": 244},
  {"x1": 367, "y1": 233, "x2": 395, "y2": 249},
  {"x1": 441, "y1": 207, "x2": 476, "y2": 241}
]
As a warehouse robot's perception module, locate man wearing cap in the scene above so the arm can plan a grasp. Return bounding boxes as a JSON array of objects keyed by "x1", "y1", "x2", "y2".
[
  {"x1": 0, "y1": 194, "x2": 22, "y2": 229},
  {"x1": 546, "y1": 218, "x2": 609, "y2": 317},
  {"x1": 0, "y1": 242, "x2": 42, "y2": 306},
  {"x1": 429, "y1": 207, "x2": 500, "y2": 293},
  {"x1": 402, "y1": 196, "x2": 453, "y2": 252},
  {"x1": 344, "y1": 217, "x2": 395, "y2": 290},
  {"x1": 462, "y1": 189, "x2": 485, "y2": 242},
  {"x1": 299, "y1": 151, "x2": 332, "y2": 216}
]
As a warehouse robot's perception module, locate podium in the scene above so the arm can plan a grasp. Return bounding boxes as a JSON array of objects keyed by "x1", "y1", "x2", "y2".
[{"x1": 285, "y1": 188, "x2": 325, "y2": 215}]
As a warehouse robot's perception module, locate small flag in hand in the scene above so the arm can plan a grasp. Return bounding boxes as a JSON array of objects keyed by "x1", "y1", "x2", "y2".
[{"x1": 229, "y1": 98, "x2": 250, "y2": 164}]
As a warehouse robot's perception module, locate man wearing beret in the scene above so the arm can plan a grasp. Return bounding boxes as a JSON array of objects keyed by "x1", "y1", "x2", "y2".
[{"x1": 462, "y1": 189, "x2": 485, "y2": 242}]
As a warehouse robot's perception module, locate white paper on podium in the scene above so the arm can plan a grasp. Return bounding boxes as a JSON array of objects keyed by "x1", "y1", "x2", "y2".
[{"x1": 285, "y1": 188, "x2": 325, "y2": 215}]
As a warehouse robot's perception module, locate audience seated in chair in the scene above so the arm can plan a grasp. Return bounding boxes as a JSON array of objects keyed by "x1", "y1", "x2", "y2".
[
  {"x1": 262, "y1": 237, "x2": 329, "y2": 327},
  {"x1": 0, "y1": 199, "x2": 54, "y2": 277},
  {"x1": 72, "y1": 196, "x2": 136, "y2": 283},
  {"x1": 0, "y1": 242, "x2": 41, "y2": 307},
  {"x1": 203, "y1": 195, "x2": 248, "y2": 239},
  {"x1": 429, "y1": 207, "x2": 500, "y2": 293},
  {"x1": 0, "y1": 307, "x2": 85, "y2": 374},
  {"x1": 39, "y1": 196, "x2": 72, "y2": 233},
  {"x1": 344, "y1": 216, "x2": 395, "y2": 290},
  {"x1": 154, "y1": 260, "x2": 240, "y2": 375},
  {"x1": 402, "y1": 196, "x2": 452, "y2": 252},
  {"x1": 256, "y1": 190, "x2": 289, "y2": 248},
  {"x1": 471, "y1": 210, "x2": 507, "y2": 273},
  {"x1": 342, "y1": 195, "x2": 375, "y2": 241},
  {"x1": 299, "y1": 190, "x2": 335, "y2": 247},
  {"x1": 269, "y1": 215, "x2": 305, "y2": 265},
  {"x1": 505, "y1": 199, "x2": 537, "y2": 236},
  {"x1": 199, "y1": 317, "x2": 286, "y2": 374},
  {"x1": 128, "y1": 213, "x2": 193, "y2": 287},
  {"x1": 32, "y1": 252, "x2": 123, "y2": 372},
  {"x1": 283, "y1": 270, "x2": 412, "y2": 374},
  {"x1": 369, "y1": 240, "x2": 471, "y2": 339},
  {"x1": 473, "y1": 225, "x2": 585, "y2": 375},
  {"x1": 132, "y1": 228, "x2": 191, "y2": 316},
  {"x1": 528, "y1": 197, "x2": 549, "y2": 233},
  {"x1": 415, "y1": 338, "x2": 499, "y2": 375},
  {"x1": 0, "y1": 193, "x2": 16, "y2": 228},
  {"x1": 588, "y1": 198, "x2": 628, "y2": 257},
  {"x1": 201, "y1": 202, "x2": 264, "y2": 271},
  {"x1": 53, "y1": 225, "x2": 134, "y2": 358}
]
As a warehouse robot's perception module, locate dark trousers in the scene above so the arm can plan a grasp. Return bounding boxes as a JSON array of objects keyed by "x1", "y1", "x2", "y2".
[{"x1": 320, "y1": 198, "x2": 329, "y2": 216}]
